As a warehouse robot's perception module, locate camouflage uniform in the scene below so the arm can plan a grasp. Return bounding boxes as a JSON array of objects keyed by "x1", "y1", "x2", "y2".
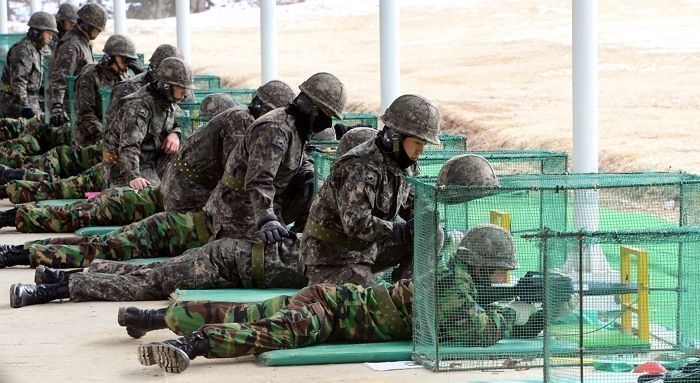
[
  {"x1": 0, "y1": 143, "x2": 101, "y2": 177},
  {"x1": 162, "y1": 105, "x2": 253, "y2": 212},
  {"x1": 5, "y1": 164, "x2": 103, "y2": 204},
  {"x1": 27, "y1": 209, "x2": 212, "y2": 268},
  {"x1": 103, "y1": 85, "x2": 181, "y2": 187},
  {"x1": 0, "y1": 118, "x2": 73, "y2": 158},
  {"x1": 162, "y1": 273, "x2": 514, "y2": 359},
  {"x1": 301, "y1": 138, "x2": 416, "y2": 286},
  {"x1": 66, "y1": 236, "x2": 307, "y2": 300},
  {"x1": 106, "y1": 72, "x2": 147, "y2": 121},
  {"x1": 203, "y1": 108, "x2": 313, "y2": 240},
  {"x1": 0, "y1": 117, "x2": 29, "y2": 141},
  {"x1": 14, "y1": 186, "x2": 162, "y2": 233},
  {"x1": 0, "y1": 37, "x2": 47, "y2": 117},
  {"x1": 48, "y1": 28, "x2": 94, "y2": 114},
  {"x1": 74, "y1": 61, "x2": 128, "y2": 145}
]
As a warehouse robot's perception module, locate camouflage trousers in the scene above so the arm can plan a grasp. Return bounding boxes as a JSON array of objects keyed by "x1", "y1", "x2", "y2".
[
  {"x1": 164, "y1": 280, "x2": 413, "y2": 358},
  {"x1": 16, "y1": 186, "x2": 163, "y2": 233},
  {"x1": 66, "y1": 236, "x2": 307, "y2": 299},
  {"x1": 32, "y1": 210, "x2": 212, "y2": 269},
  {"x1": 0, "y1": 142, "x2": 100, "y2": 177},
  {"x1": 0, "y1": 121, "x2": 73, "y2": 161},
  {"x1": 6, "y1": 164, "x2": 104, "y2": 204},
  {"x1": 0, "y1": 117, "x2": 28, "y2": 141}
]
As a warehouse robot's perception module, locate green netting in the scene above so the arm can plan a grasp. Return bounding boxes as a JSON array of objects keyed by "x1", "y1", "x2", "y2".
[
  {"x1": 333, "y1": 112, "x2": 378, "y2": 128},
  {"x1": 99, "y1": 86, "x2": 112, "y2": 126},
  {"x1": 409, "y1": 173, "x2": 700, "y2": 372},
  {"x1": 310, "y1": 149, "x2": 569, "y2": 194},
  {"x1": 67, "y1": 75, "x2": 76, "y2": 128},
  {"x1": 434, "y1": 132, "x2": 467, "y2": 150},
  {"x1": 187, "y1": 88, "x2": 256, "y2": 104},
  {"x1": 193, "y1": 74, "x2": 221, "y2": 90},
  {"x1": 0, "y1": 34, "x2": 23, "y2": 66},
  {"x1": 176, "y1": 115, "x2": 210, "y2": 138},
  {"x1": 522, "y1": 228, "x2": 700, "y2": 383}
]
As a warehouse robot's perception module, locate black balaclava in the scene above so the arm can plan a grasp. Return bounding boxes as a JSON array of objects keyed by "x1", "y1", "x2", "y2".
[
  {"x1": 248, "y1": 96, "x2": 265, "y2": 119},
  {"x1": 376, "y1": 127, "x2": 418, "y2": 169},
  {"x1": 285, "y1": 93, "x2": 332, "y2": 143}
]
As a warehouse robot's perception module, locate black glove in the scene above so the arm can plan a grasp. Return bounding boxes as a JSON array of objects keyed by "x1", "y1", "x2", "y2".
[
  {"x1": 391, "y1": 218, "x2": 414, "y2": 243},
  {"x1": 510, "y1": 310, "x2": 545, "y2": 339},
  {"x1": 20, "y1": 107, "x2": 35, "y2": 119},
  {"x1": 126, "y1": 57, "x2": 144, "y2": 74},
  {"x1": 257, "y1": 214, "x2": 289, "y2": 244},
  {"x1": 50, "y1": 103, "x2": 66, "y2": 126}
]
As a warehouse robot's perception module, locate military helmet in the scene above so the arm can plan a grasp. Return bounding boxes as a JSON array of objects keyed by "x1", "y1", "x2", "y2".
[
  {"x1": 148, "y1": 44, "x2": 183, "y2": 69},
  {"x1": 155, "y1": 57, "x2": 194, "y2": 89},
  {"x1": 310, "y1": 127, "x2": 336, "y2": 141},
  {"x1": 337, "y1": 127, "x2": 377, "y2": 156},
  {"x1": 28, "y1": 11, "x2": 58, "y2": 33},
  {"x1": 298, "y1": 72, "x2": 346, "y2": 119},
  {"x1": 77, "y1": 3, "x2": 108, "y2": 31},
  {"x1": 56, "y1": 3, "x2": 78, "y2": 23},
  {"x1": 437, "y1": 154, "x2": 499, "y2": 203},
  {"x1": 381, "y1": 94, "x2": 441, "y2": 145},
  {"x1": 199, "y1": 93, "x2": 236, "y2": 119},
  {"x1": 456, "y1": 224, "x2": 517, "y2": 270},
  {"x1": 102, "y1": 34, "x2": 137, "y2": 59},
  {"x1": 256, "y1": 80, "x2": 295, "y2": 111}
]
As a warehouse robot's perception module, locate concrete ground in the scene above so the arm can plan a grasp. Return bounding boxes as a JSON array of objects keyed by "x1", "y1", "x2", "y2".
[{"x1": 0, "y1": 199, "x2": 543, "y2": 382}]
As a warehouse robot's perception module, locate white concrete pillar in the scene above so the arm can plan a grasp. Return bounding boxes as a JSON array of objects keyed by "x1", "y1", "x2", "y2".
[
  {"x1": 0, "y1": 0, "x2": 8, "y2": 34},
  {"x1": 113, "y1": 0, "x2": 127, "y2": 35},
  {"x1": 175, "y1": 0, "x2": 191, "y2": 63},
  {"x1": 30, "y1": 0, "x2": 41, "y2": 14},
  {"x1": 573, "y1": 0, "x2": 598, "y2": 174},
  {"x1": 260, "y1": 0, "x2": 277, "y2": 83},
  {"x1": 380, "y1": 0, "x2": 400, "y2": 112}
]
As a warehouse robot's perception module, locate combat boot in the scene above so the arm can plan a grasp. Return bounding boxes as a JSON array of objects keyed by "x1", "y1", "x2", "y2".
[
  {"x1": 34, "y1": 265, "x2": 83, "y2": 284},
  {"x1": 0, "y1": 208, "x2": 17, "y2": 229},
  {"x1": 138, "y1": 330, "x2": 210, "y2": 373},
  {"x1": 0, "y1": 245, "x2": 30, "y2": 268},
  {"x1": 117, "y1": 306, "x2": 168, "y2": 338},
  {"x1": 10, "y1": 281, "x2": 70, "y2": 308}
]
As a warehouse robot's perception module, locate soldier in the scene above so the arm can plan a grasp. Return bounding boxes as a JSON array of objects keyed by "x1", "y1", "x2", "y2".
[
  {"x1": 0, "y1": 83, "x2": 293, "y2": 266},
  {"x1": 301, "y1": 94, "x2": 440, "y2": 286},
  {"x1": 48, "y1": 3, "x2": 108, "y2": 126},
  {"x1": 103, "y1": 56, "x2": 190, "y2": 189},
  {"x1": 163, "y1": 80, "x2": 295, "y2": 212},
  {"x1": 0, "y1": 12, "x2": 57, "y2": 119},
  {"x1": 204, "y1": 72, "x2": 346, "y2": 242},
  {"x1": 53, "y1": 3, "x2": 78, "y2": 49},
  {"x1": 74, "y1": 34, "x2": 140, "y2": 146},
  {"x1": 106, "y1": 44, "x2": 183, "y2": 121},
  {"x1": 124, "y1": 225, "x2": 541, "y2": 373}
]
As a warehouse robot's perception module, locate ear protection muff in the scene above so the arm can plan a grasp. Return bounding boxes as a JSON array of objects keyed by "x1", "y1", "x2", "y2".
[{"x1": 381, "y1": 128, "x2": 401, "y2": 153}]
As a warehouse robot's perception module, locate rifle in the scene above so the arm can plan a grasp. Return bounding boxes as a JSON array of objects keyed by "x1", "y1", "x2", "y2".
[{"x1": 475, "y1": 271, "x2": 574, "y2": 307}]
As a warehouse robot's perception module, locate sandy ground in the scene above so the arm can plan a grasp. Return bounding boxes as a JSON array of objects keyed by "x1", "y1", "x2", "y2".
[
  {"x1": 80, "y1": 0, "x2": 700, "y2": 173},
  {"x1": 0, "y1": 199, "x2": 545, "y2": 381}
]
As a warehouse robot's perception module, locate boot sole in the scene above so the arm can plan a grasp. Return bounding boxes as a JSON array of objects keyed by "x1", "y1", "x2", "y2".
[
  {"x1": 138, "y1": 343, "x2": 190, "y2": 373},
  {"x1": 9, "y1": 284, "x2": 21, "y2": 308},
  {"x1": 34, "y1": 265, "x2": 47, "y2": 284}
]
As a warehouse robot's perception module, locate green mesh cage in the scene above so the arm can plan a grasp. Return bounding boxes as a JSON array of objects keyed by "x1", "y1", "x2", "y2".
[
  {"x1": 434, "y1": 132, "x2": 467, "y2": 150},
  {"x1": 193, "y1": 74, "x2": 221, "y2": 90},
  {"x1": 523, "y1": 228, "x2": 700, "y2": 383},
  {"x1": 310, "y1": 149, "x2": 569, "y2": 194},
  {"x1": 0, "y1": 33, "x2": 23, "y2": 63},
  {"x1": 67, "y1": 74, "x2": 76, "y2": 129},
  {"x1": 408, "y1": 172, "x2": 700, "y2": 371},
  {"x1": 99, "y1": 86, "x2": 112, "y2": 126},
  {"x1": 333, "y1": 113, "x2": 378, "y2": 128},
  {"x1": 176, "y1": 115, "x2": 210, "y2": 138},
  {"x1": 187, "y1": 88, "x2": 256, "y2": 105},
  {"x1": 42, "y1": 54, "x2": 52, "y2": 124}
]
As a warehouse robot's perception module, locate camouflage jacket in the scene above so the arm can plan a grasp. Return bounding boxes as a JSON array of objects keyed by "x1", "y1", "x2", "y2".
[
  {"x1": 204, "y1": 107, "x2": 313, "y2": 240},
  {"x1": 103, "y1": 85, "x2": 181, "y2": 186},
  {"x1": 0, "y1": 37, "x2": 45, "y2": 113},
  {"x1": 74, "y1": 62, "x2": 128, "y2": 146},
  {"x1": 48, "y1": 28, "x2": 93, "y2": 108},
  {"x1": 301, "y1": 139, "x2": 416, "y2": 266},
  {"x1": 161, "y1": 105, "x2": 254, "y2": 212},
  {"x1": 106, "y1": 72, "x2": 148, "y2": 123}
]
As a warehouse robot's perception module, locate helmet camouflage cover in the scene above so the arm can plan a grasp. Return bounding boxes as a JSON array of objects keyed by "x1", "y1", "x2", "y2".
[
  {"x1": 437, "y1": 154, "x2": 499, "y2": 203},
  {"x1": 298, "y1": 72, "x2": 347, "y2": 118},
  {"x1": 256, "y1": 80, "x2": 295, "y2": 112},
  {"x1": 381, "y1": 94, "x2": 441, "y2": 145},
  {"x1": 199, "y1": 93, "x2": 236, "y2": 119},
  {"x1": 56, "y1": 3, "x2": 78, "y2": 23},
  {"x1": 336, "y1": 127, "x2": 377, "y2": 156},
  {"x1": 148, "y1": 44, "x2": 183, "y2": 69},
  {"x1": 77, "y1": 3, "x2": 108, "y2": 31},
  {"x1": 28, "y1": 11, "x2": 58, "y2": 33},
  {"x1": 102, "y1": 34, "x2": 137, "y2": 59},
  {"x1": 455, "y1": 224, "x2": 517, "y2": 270},
  {"x1": 155, "y1": 57, "x2": 194, "y2": 89}
]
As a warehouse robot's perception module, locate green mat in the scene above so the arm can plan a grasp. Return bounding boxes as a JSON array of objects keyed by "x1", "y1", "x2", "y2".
[
  {"x1": 36, "y1": 199, "x2": 84, "y2": 207},
  {"x1": 257, "y1": 338, "x2": 579, "y2": 366},
  {"x1": 74, "y1": 226, "x2": 124, "y2": 236},
  {"x1": 551, "y1": 323, "x2": 650, "y2": 352},
  {"x1": 172, "y1": 288, "x2": 300, "y2": 303}
]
